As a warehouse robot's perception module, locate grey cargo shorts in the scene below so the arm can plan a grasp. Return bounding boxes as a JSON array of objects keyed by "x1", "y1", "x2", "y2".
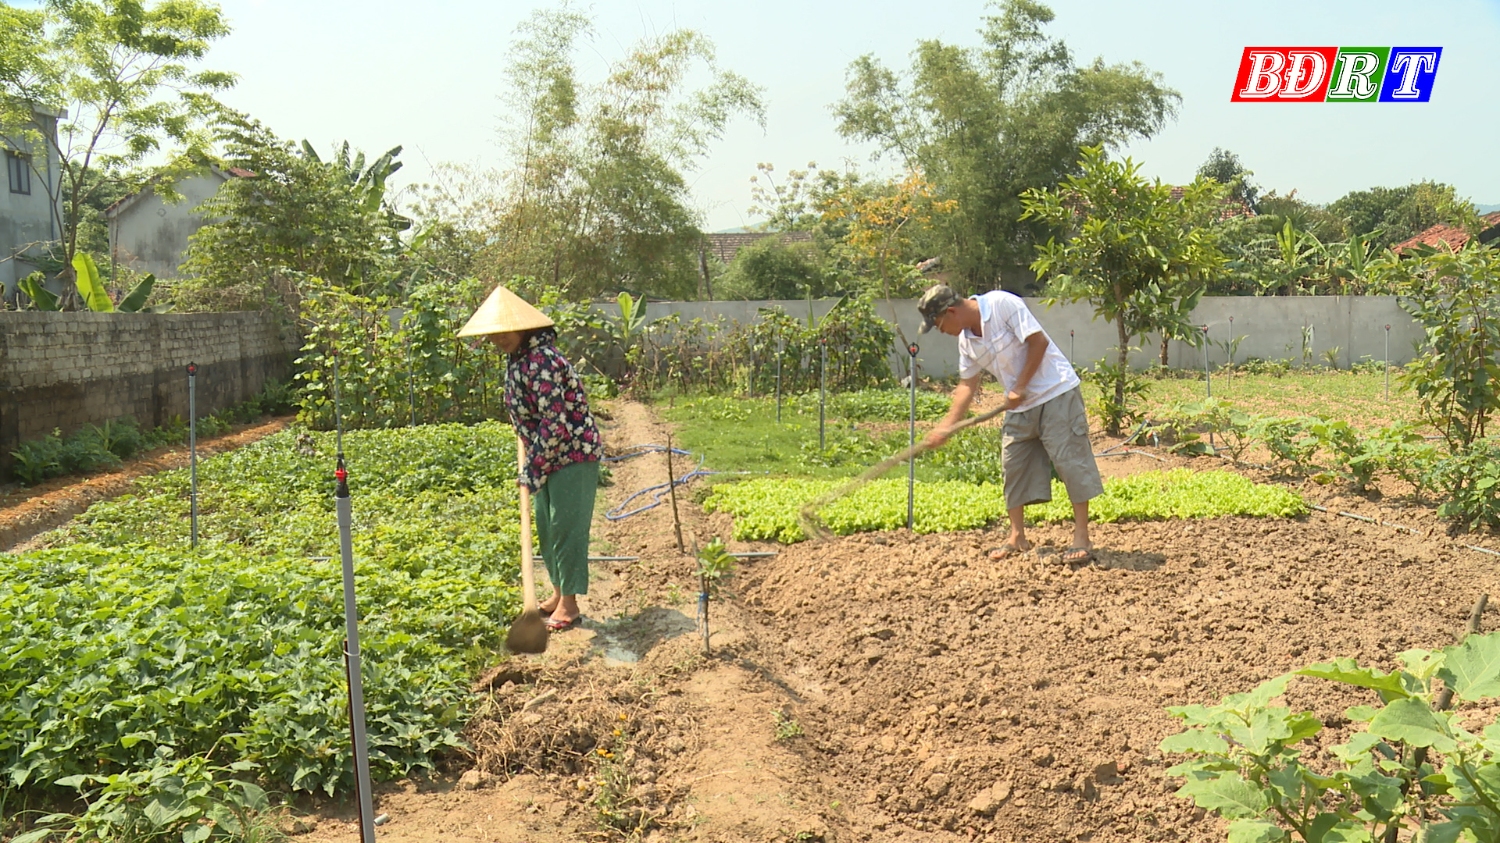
[{"x1": 1001, "y1": 386, "x2": 1104, "y2": 509}]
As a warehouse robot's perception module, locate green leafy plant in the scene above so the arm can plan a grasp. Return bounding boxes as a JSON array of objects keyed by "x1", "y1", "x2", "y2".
[
  {"x1": 1213, "y1": 333, "x2": 1250, "y2": 371},
  {"x1": 1248, "y1": 416, "x2": 1322, "y2": 475},
  {"x1": 18, "y1": 745, "x2": 271, "y2": 843},
  {"x1": 1374, "y1": 244, "x2": 1500, "y2": 452},
  {"x1": 1084, "y1": 355, "x2": 1152, "y2": 436},
  {"x1": 919, "y1": 426, "x2": 1005, "y2": 485},
  {"x1": 1430, "y1": 442, "x2": 1500, "y2": 532},
  {"x1": 695, "y1": 537, "x2": 737, "y2": 598},
  {"x1": 773, "y1": 709, "x2": 804, "y2": 742},
  {"x1": 1024, "y1": 146, "x2": 1227, "y2": 432},
  {"x1": 1156, "y1": 398, "x2": 1255, "y2": 462},
  {"x1": 609, "y1": 291, "x2": 655, "y2": 387},
  {"x1": 1162, "y1": 631, "x2": 1500, "y2": 843}
]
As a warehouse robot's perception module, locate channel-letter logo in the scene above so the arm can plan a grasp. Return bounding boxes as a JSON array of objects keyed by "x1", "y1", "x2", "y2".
[{"x1": 1232, "y1": 47, "x2": 1441, "y2": 102}]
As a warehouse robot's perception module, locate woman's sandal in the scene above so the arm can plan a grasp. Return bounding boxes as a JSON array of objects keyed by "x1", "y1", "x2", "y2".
[{"x1": 545, "y1": 615, "x2": 581, "y2": 632}]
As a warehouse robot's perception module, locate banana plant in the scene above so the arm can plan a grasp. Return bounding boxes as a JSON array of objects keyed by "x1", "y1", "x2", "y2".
[
  {"x1": 17, "y1": 271, "x2": 59, "y2": 310},
  {"x1": 1256, "y1": 220, "x2": 1324, "y2": 295},
  {"x1": 118, "y1": 274, "x2": 163, "y2": 312},
  {"x1": 612, "y1": 292, "x2": 653, "y2": 341},
  {"x1": 1323, "y1": 229, "x2": 1382, "y2": 294},
  {"x1": 302, "y1": 140, "x2": 409, "y2": 223},
  {"x1": 68, "y1": 254, "x2": 167, "y2": 313},
  {"x1": 610, "y1": 292, "x2": 657, "y2": 384},
  {"x1": 72, "y1": 252, "x2": 113, "y2": 312}
]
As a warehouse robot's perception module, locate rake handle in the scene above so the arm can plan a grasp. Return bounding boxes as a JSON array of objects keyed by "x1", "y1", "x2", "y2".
[{"x1": 798, "y1": 400, "x2": 1011, "y2": 530}]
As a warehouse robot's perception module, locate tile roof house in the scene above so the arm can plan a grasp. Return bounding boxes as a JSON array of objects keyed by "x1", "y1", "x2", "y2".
[
  {"x1": 702, "y1": 231, "x2": 813, "y2": 266},
  {"x1": 1167, "y1": 186, "x2": 1256, "y2": 220},
  {"x1": 1392, "y1": 211, "x2": 1500, "y2": 254},
  {"x1": 105, "y1": 165, "x2": 253, "y2": 279}
]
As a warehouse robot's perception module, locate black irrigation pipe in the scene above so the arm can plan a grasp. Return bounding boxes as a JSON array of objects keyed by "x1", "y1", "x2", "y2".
[{"x1": 1308, "y1": 503, "x2": 1500, "y2": 558}]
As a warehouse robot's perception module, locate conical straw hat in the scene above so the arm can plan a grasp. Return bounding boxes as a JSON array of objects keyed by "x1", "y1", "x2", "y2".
[{"x1": 457, "y1": 285, "x2": 555, "y2": 337}]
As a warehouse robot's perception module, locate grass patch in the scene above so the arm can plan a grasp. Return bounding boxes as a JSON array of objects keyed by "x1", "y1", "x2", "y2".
[
  {"x1": 702, "y1": 468, "x2": 1308, "y2": 543},
  {"x1": 1089, "y1": 369, "x2": 1423, "y2": 433},
  {"x1": 659, "y1": 390, "x2": 997, "y2": 482}
]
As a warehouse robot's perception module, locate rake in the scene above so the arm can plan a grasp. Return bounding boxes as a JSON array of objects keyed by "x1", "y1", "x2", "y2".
[{"x1": 797, "y1": 400, "x2": 1012, "y2": 541}]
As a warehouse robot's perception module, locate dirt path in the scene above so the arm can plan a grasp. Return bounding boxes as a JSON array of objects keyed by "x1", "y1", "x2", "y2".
[
  {"x1": 0, "y1": 416, "x2": 294, "y2": 553},
  {"x1": 297, "y1": 400, "x2": 836, "y2": 842},
  {"x1": 250, "y1": 401, "x2": 1500, "y2": 841}
]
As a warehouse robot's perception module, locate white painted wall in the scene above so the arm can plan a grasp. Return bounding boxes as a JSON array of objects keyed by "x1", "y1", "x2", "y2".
[{"x1": 625, "y1": 296, "x2": 1422, "y2": 379}]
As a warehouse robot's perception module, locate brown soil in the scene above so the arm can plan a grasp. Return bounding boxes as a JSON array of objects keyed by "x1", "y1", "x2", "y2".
[
  {"x1": 289, "y1": 401, "x2": 1500, "y2": 842},
  {"x1": 0, "y1": 416, "x2": 294, "y2": 552},
  {"x1": 16, "y1": 401, "x2": 1500, "y2": 841}
]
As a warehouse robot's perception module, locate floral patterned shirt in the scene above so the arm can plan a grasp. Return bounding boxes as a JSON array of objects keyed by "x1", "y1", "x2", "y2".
[{"x1": 505, "y1": 330, "x2": 602, "y2": 491}]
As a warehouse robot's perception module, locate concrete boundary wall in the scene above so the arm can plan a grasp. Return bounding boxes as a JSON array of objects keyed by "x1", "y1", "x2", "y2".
[
  {"x1": 634, "y1": 296, "x2": 1423, "y2": 379},
  {"x1": 0, "y1": 311, "x2": 291, "y2": 472}
]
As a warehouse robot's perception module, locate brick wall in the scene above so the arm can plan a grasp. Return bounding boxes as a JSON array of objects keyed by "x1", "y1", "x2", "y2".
[{"x1": 0, "y1": 311, "x2": 292, "y2": 471}]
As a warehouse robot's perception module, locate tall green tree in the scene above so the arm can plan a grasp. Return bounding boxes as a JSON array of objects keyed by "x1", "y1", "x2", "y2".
[
  {"x1": 178, "y1": 113, "x2": 408, "y2": 312},
  {"x1": 1328, "y1": 181, "x2": 1477, "y2": 251},
  {"x1": 1195, "y1": 147, "x2": 1259, "y2": 210},
  {"x1": 833, "y1": 0, "x2": 1179, "y2": 292},
  {"x1": 488, "y1": 8, "x2": 765, "y2": 300},
  {"x1": 0, "y1": 0, "x2": 234, "y2": 298},
  {"x1": 1022, "y1": 146, "x2": 1228, "y2": 433},
  {"x1": 715, "y1": 235, "x2": 825, "y2": 300}
]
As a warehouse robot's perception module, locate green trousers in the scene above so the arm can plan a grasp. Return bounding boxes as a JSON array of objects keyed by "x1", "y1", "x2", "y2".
[{"x1": 533, "y1": 460, "x2": 599, "y2": 596}]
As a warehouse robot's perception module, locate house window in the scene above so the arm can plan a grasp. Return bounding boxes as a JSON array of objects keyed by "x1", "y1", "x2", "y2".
[{"x1": 7, "y1": 151, "x2": 31, "y2": 195}]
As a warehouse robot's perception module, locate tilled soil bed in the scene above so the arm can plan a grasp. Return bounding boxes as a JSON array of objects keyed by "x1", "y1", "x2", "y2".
[{"x1": 732, "y1": 511, "x2": 1500, "y2": 841}]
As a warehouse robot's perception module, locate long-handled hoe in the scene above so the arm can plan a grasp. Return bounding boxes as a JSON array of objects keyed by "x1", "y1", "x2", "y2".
[
  {"x1": 797, "y1": 400, "x2": 1012, "y2": 541},
  {"x1": 505, "y1": 435, "x2": 549, "y2": 654}
]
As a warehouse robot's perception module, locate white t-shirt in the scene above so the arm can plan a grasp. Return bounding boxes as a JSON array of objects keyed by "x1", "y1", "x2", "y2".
[{"x1": 957, "y1": 291, "x2": 1079, "y2": 414}]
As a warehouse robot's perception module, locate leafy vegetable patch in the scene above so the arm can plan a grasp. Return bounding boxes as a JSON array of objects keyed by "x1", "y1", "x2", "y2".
[
  {"x1": 2, "y1": 423, "x2": 523, "y2": 839},
  {"x1": 702, "y1": 469, "x2": 1307, "y2": 543}
]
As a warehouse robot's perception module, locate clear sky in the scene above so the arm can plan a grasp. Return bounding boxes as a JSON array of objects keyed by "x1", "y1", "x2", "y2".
[{"x1": 48, "y1": 0, "x2": 1500, "y2": 229}]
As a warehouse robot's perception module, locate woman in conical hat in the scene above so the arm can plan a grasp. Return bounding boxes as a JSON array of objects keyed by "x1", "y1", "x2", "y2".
[{"x1": 460, "y1": 286, "x2": 602, "y2": 631}]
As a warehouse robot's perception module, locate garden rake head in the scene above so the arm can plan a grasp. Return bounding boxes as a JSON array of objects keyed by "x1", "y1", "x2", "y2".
[{"x1": 797, "y1": 504, "x2": 836, "y2": 543}]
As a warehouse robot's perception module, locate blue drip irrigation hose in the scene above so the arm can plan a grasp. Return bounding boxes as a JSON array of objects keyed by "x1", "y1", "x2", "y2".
[{"x1": 604, "y1": 444, "x2": 717, "y2": 521}]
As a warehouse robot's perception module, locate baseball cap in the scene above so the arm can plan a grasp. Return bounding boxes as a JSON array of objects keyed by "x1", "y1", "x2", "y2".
[{"x1": 917, "y1": 284, "x2": 962, "y2": 334}]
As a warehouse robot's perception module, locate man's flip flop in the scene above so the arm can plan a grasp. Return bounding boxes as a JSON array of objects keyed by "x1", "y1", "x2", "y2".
[
  {"x1": 1062, "y1": 547, "x2": 1094, "y2": 564},
  {"x1": 545, "y1": 616, "x2": 581, "y2": 631},
  {"x1": 986, "y1": 542, "x2": 1030, "y2": 560}
]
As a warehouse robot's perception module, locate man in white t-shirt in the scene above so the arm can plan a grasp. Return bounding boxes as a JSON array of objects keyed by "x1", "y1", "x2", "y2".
[{"x1": 918, "y1": 284, "x2": 1104, "y2": 563}]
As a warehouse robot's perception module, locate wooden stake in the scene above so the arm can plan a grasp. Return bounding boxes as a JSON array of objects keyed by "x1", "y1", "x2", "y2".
[{"x1": 666, "y1": 433, "x2": 685, "y2": 554}]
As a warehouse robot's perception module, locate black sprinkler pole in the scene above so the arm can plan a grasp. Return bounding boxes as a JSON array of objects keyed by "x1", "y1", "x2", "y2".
[{"x1": 332, "y1": 350, "x2": 377, "y2": 843}]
